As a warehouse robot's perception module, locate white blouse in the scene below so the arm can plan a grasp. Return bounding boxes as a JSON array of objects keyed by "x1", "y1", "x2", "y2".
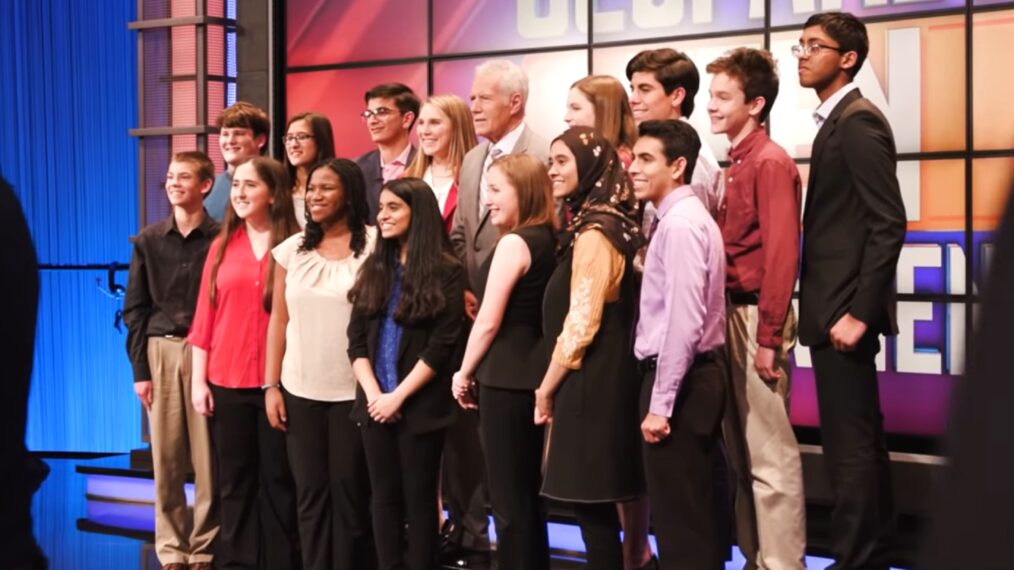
[
  {"x1": 272, "y1": 226, "x2": 376, "y2": 401},
  {"x1": 423, "y1": 167, "x2": 455, "y2": 214}
]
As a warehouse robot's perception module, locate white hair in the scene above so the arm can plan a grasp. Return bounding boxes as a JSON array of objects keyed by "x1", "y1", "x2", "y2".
[{"x1": 475, "y1": 59, "x2": 529, "y2": 106}]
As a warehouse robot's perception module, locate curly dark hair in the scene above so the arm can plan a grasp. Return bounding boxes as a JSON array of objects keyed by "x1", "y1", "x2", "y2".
[
  {"x1": 348, "y1": 177, "x2": 460, "y2": 323},
  {"x1": 299, "y1": 158, "x2": 370, "y2": 258}
]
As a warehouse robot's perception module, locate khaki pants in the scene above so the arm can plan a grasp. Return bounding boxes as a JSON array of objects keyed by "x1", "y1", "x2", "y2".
[
  {"x1": 147, "y1": 336, "x2": 218, "y2": 565},
  {"x1": 722, "y1": 305, "x2": 806, "y2": 570}
]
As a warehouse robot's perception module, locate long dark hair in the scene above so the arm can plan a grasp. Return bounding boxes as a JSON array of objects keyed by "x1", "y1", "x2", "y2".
[
  {"x1": 300, "y1": 158, "x2": 370, "y2": 256},
  {"x1": 284, "y1": 112, "x2": 336, "y2": 192},
  {"x1": 209, "y1": 157, "x2": 300, "y2": 312},
  {"x1": 348, "y1": 177, "x2": 459, "y2": 322}
]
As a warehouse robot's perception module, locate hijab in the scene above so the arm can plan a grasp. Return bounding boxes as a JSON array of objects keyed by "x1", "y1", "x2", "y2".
[{"x1": 554, "y1": 126, "x2": 645, "y2": 258}]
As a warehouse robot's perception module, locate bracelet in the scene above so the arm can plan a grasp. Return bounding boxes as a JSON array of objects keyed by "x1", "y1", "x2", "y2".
[{"x1": 261, "y1": 384, "x2": 280, "y2": 392}]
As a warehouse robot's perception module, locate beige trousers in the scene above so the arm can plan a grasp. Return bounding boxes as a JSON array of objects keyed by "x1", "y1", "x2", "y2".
[
  {"x1": 723, "y1": 304, "x2": 806, "y2": 570},
  {"x1": 147, "y1": 336, "x2": 218, "y2": 565}
]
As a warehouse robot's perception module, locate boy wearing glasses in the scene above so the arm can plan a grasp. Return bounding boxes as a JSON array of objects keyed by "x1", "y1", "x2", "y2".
[
  {"x1": 706, "y1": 47, "x2": 806, "y2": 569},
  {"x1": 795, "y1": 12, "x2": 906, "y2": 569},
  {"x1": 204, "y1": 101, "x2": 271, "y2": 221},
  {"x1": 124, "y1": 151, "x2": 221, "y2": 570},
  {"x1": 354, "y1": 83, "x2": 420, "y2": 218}
]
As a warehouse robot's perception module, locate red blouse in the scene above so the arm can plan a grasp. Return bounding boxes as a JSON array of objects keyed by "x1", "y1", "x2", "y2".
[{"x1": 187, "y1": 228, "x2": 270, "y2": 389}]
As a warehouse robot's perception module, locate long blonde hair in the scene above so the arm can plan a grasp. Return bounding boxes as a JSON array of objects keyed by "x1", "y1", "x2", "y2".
[
  {"x1": 571, "y1": 75, "x2": 638, "y2": 152},
  {"x1": 404, "y1": 94, "x2": 478, "y2": 180}
]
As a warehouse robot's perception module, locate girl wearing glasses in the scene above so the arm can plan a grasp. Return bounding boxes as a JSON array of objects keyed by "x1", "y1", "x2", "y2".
[{"x1": 283, "y1": 112, "x2": 336, "y2": 228}]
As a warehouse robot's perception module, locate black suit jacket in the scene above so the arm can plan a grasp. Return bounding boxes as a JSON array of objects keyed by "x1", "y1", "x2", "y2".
[
  {"x1": 798, "y1": 88, "x2": 907, "y2": 346},
  {"x1": 355, "y1": 146, "x2": 418, "y2": 221},
  {"x1": 347, "y1": 261, "x2": 465, "y2": 434}
]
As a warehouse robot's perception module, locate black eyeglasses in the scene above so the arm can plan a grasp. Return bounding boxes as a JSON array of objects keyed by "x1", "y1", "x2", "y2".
[
  {"x1": 360, "y1": 107, "x2": 397, "y2": 120},
  {"x1": 791, "y1": 43, "x2": 844, "y2": 58},
  {"x1": 283, "y1": 132, "x2": 314, "y2": 144}
]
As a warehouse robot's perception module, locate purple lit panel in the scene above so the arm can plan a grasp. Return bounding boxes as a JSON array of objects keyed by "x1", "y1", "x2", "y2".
[
  {"x1": 86, "y1": 474, "x2": 195, "y2": 505},
  {"x1": 770, "y1": 0, "x2": 964, "y2": 26},
  {"x1": 790, "y1": 302, "x2": 965, "y2": 436},
  {"x1": 592, "y1": 0, "x2": 764, "y2": 42},
  {"x1": 433, "y1": 0, "x2": 585, "y2": 54}
]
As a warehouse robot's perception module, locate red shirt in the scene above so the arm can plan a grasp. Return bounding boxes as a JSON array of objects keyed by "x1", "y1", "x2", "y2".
[
  {"x1": 717, "y1": 129, "x2": 801, "y2": 348},
  {"x1": 187, "y1": 228, "x2": 270, "y2": 389}
]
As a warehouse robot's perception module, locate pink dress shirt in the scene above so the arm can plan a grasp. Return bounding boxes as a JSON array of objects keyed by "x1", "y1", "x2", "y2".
[{"x1": 634, "y1": 186, "x2": 726, "y2": 417}]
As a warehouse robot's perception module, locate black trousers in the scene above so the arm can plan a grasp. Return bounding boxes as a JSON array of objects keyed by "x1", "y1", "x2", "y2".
[
  {"x1": 811, "y1": 334, "x2": 894, "y2": 570},
  {"x1": 442, "y1": 406, "x2": 491, "y2": 550},
  {"x1": 283, "y1": 389, "x2": 376, "y2": 570},
  {"x1": 208, "y1": 384, "x2": 300, "y2": 569},
  {"x1": 641, "y1": 358, "x2": 727, "y2": 570},
  {"x1": 478, "y1": 384, "x2": 550, "y2": 570},
  {"x1": 361, "y1": 421, "x2": 445, "y2": 570}
]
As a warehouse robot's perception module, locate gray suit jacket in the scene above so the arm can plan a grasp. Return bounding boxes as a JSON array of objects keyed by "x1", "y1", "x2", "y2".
[
  {"x1": 449, "y1": 125, "x2": 551, "y2": 289},
  {"x1": 355, "y1": 146, "x2": 417, "y2": 221}
]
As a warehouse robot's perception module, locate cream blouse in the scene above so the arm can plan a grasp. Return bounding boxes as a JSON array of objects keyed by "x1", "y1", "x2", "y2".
[{"x1": 272, "y1": 226, "x2": 376, "y2": 401}]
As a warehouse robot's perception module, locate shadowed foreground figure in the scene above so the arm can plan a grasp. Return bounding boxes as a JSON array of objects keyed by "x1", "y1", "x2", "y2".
[
  {"x1": 924, "y1": 185, "x2": 1014, "y2": 570},
  {"x1": 0, "y1": 175, "x2": 47, "y2": 569}
]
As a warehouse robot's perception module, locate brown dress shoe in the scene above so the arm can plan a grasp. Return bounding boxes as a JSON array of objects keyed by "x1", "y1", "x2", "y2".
[{"x1": 188, "y1": 564, "x2": 213, "y2": 570}]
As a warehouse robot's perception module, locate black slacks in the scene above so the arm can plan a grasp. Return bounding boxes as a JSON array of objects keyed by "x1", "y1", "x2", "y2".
[
  {"x1": 208, "y1": 384, "x2": 300, "y2": 569},
  {"x1": 811, "y1": 334, "x2": 894, "y2": 570},
  {"x1": 283, "y1": 389, "x2": 375, "y2": 570},
  {"x1": 442, "y1": 406, "x2": 491, "y2": 550},
  {"x1": 641, "y1": 357, "x2": 727, "y2": 570},
  {"x1": 478, "y1": 384, "x2": 550, "y2": 570},
  {"x1": 361, "y1": 420, "x2": 445, "y2": 570}
]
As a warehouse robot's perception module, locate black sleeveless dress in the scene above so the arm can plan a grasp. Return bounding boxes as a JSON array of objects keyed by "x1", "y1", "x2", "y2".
[
  {"x1": 539, "y1": 240, "x2": 645, "y2": 503},
  {"x1": 474, "y1": 224, "x2": 557, "y2": 391}
]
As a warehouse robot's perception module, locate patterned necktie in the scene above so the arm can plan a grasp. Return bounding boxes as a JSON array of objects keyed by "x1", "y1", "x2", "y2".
[{"x1": 479, "y1": 147, "x2": 504, "y2": 217}]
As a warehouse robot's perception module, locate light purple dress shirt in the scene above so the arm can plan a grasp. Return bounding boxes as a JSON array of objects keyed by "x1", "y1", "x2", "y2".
[{"x1": 634, "y1": 185, "x2": 726, "y2": 417}]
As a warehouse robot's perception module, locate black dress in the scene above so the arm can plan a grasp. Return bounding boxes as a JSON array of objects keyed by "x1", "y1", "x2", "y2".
[
  {"x1": 539, "y1": 239, "x2": 645, "y2": 503},
  {"x1": 473, "y1": 224, "x2": 557, "y2": 570},
  {"x1": 474, "y1": 224, "x2": 557, "y2": 390}
]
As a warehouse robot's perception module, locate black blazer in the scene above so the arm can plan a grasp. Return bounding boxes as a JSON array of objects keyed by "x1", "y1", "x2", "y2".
[
  {"x1": 347, "y1": 261, "x2": 465, "y2": 434},
  {"x1": 355, "y1": 146, "x2": 418, "y2": 221},
  {"x1": 798, "y1": 88, "x2": 907, "y2": 346}
]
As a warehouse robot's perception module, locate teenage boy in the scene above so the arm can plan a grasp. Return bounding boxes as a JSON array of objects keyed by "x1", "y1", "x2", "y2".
[
  {"x1": 124, "y1": 151, "x2": 221, "y2": 570},
  {"x1": 626, "y1": 48, "x2": 722, "y2": 216},
  {"x1": 355, "y1": 83, "x2": 419, "y2": 218},
  {"x1": 630, "y1": 119, "x2": 727, "y2": 570},
  {"x1": 205, "y1": 101, "x2": 270, "y2": 221},
  {"x1": 795, "y1": 12, "x2": 906, "y2": 569},
  {"x1": 707, "y1": 47, "x2": 806, "y2": 570}
]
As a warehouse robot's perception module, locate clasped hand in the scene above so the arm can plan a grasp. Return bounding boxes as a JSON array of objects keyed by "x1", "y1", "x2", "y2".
[
  {"x1": 368, "y1": 391, "x2": 403, "y2": 423},
  {"x1": 452, "y1": 371, "x2": 478, "y2": 409}
]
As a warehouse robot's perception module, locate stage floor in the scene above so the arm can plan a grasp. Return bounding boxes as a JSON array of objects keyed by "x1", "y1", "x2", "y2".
[{"x1": 31, "y1": 457, "x2": 907, "y2": 569}]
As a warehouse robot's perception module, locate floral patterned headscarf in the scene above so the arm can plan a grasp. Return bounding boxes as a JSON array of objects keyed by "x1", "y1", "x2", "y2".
[{"x1": 553, "y1": 126, "x2": 645, "y2": 258}]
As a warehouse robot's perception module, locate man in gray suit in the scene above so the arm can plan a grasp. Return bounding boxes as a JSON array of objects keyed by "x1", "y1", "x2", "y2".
[{"x1": 443, "y1": 59, "x2": 550, "y2": 564}]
